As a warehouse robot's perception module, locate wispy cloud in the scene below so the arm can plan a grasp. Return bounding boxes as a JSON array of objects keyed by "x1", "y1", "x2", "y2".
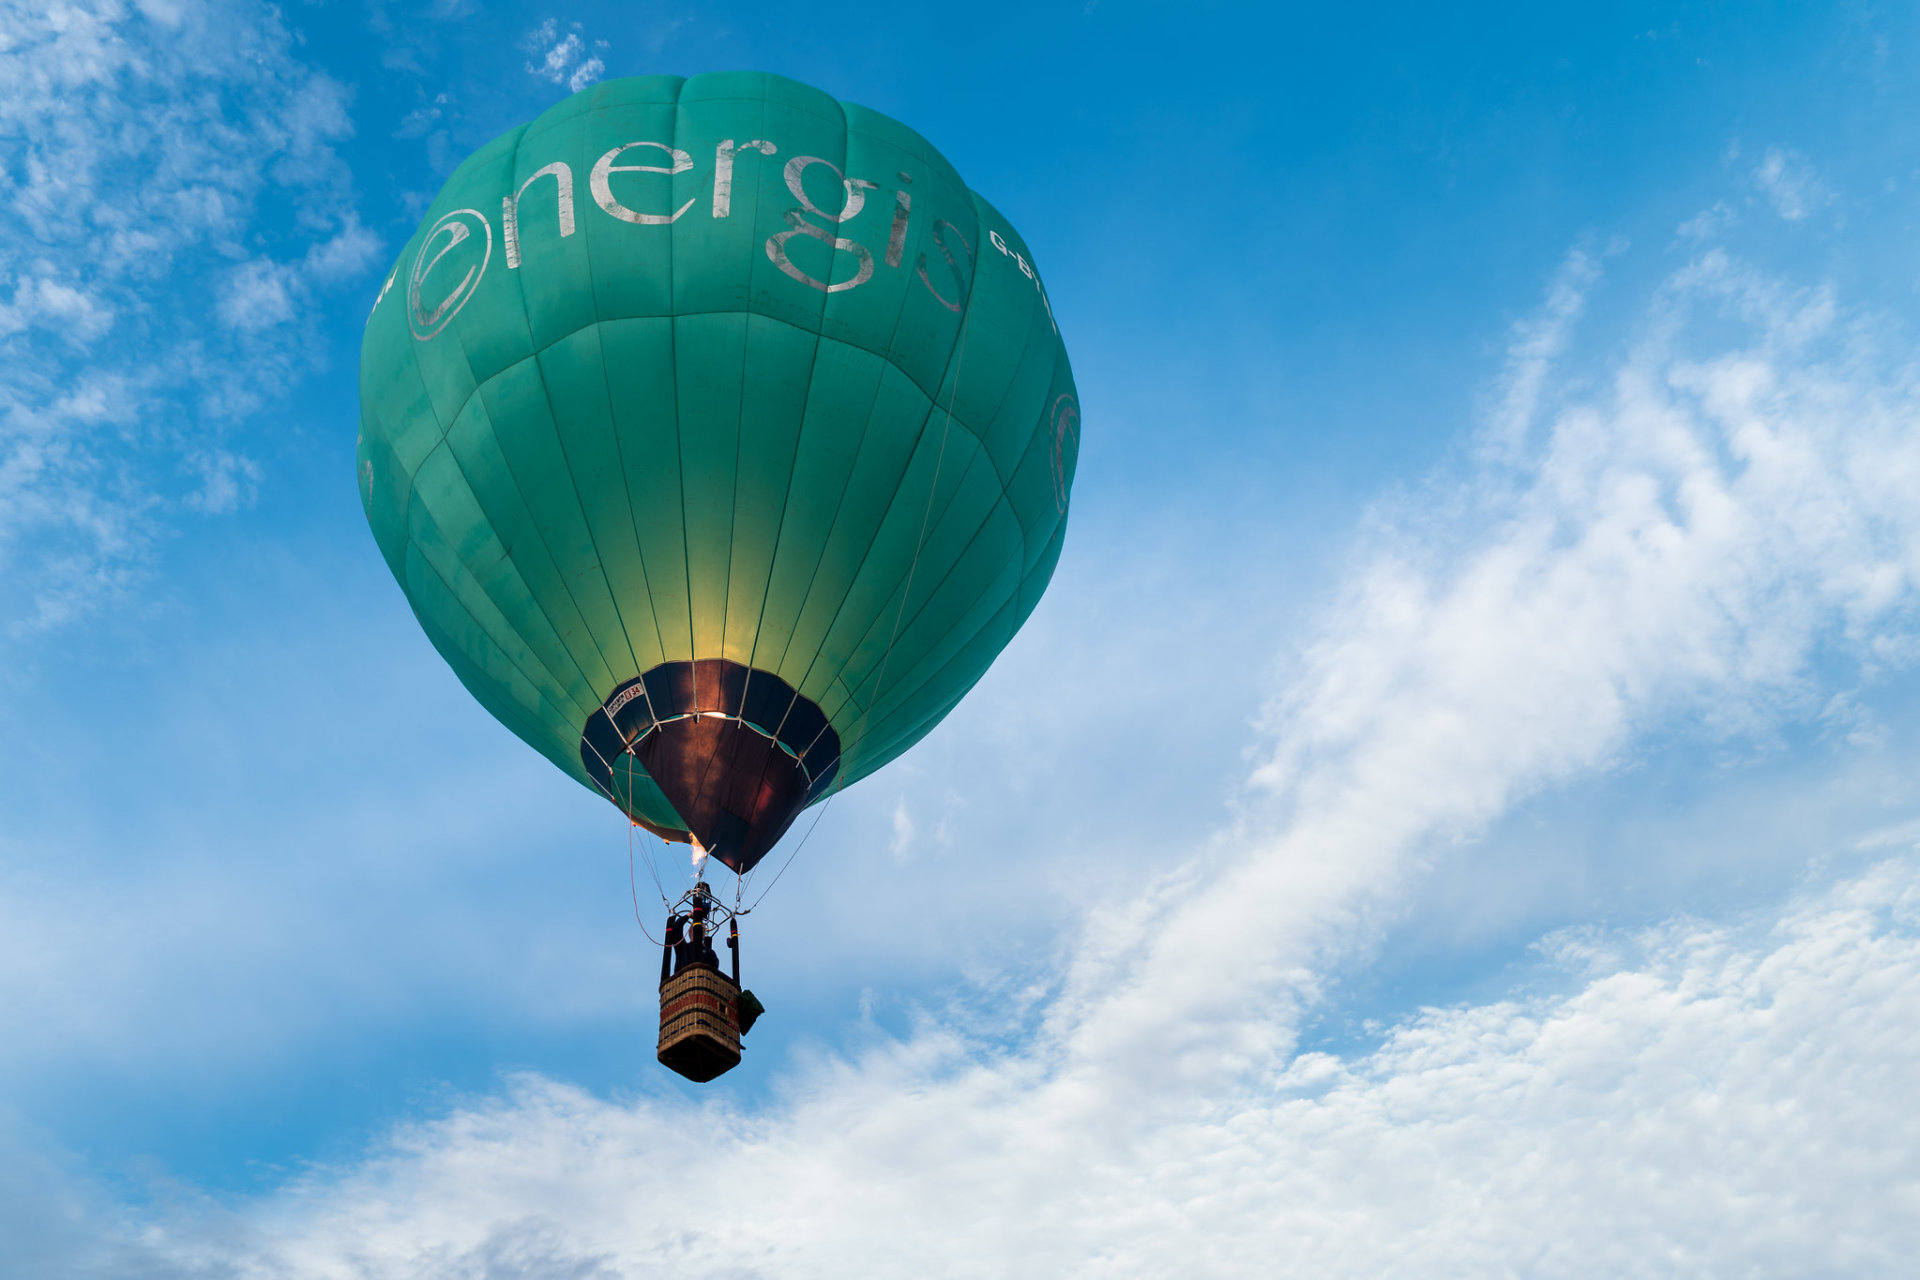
[
  {"x1": 1478, "y1": 247, "x2": 1605, "y2": 461},
  {"x1": 522, "y1": 18, "x2": 606, "y2": 94},
  {"x1": 1754, "y1": 147, "x2": 1829, "y2": 222},
  {"x1": 0, "y1": 0, "x2": 379, "y2": 629}
]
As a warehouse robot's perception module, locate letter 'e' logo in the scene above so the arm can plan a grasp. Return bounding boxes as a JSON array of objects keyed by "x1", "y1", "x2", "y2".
[
  {"x1": 408, "y1": 208, "x2": 492, "y2": 340},
  {"x1": 1049, "y1": 393, "x2": 1079, "y2": 514}
]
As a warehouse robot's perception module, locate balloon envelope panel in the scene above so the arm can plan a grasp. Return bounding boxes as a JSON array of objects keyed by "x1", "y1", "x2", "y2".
[{"x1": 358, "y1": 71, "x2": 1078, "y2": 868}]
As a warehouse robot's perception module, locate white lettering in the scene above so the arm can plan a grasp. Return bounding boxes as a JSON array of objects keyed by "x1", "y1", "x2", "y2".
[
  {"x1": 766, "y1": 156, "x2": 880, "y2": 293},
  {"x1": 782, "y1": 155, "x2": 877, "y2": 223},
  {"x1": 370, "y1": 269, "x2": 395, "y2": 317},
  {"x1": 984, "y1": 225, "x2": 1056, "y2": 333},
  {"x1": 408, "y1": 208, "x2": 491, "y2": 340},
  {"x1": 502, "y1": 162, "x2": 575, "y2": 268},
  {"x1": 712, "y1": 139, "x2": 776, "y2": 218},
  {"x1": 767, "y1": 211, "x2": 873, "y2": 293},
  {"x1": 591, "y1": 141, "x2": 695, "y2": 225},
  {"x1": 916, "y1": 218, "x2": 971, "y2": 313},
  {"x1": 886, "y1": 189, "x2": 911, "y2": 268}
]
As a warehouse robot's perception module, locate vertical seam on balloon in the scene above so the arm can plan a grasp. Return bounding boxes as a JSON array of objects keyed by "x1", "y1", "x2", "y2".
[
  {"x1": 817, "y1": 253, "x2": 978, "y2": 785},
  {"x1": 770, "y1": 89, "x2": 860, "y2": 685},
  {"x1": 825, "y1": 271, "x2": 1038, "y2": 730},
  {"x1": 740, "y1": 319, "x2": 824, "y2": 704},
  {"x1": 763, "y1": 350, "x2": 902, "y2": 702},
  {"x1": 414, "y1": 596, "x2": 572, "y2": 771},
  {"x1": 702, "y1": 82, "x2": 836, "y2": 864},
  {"x1": 683, "y1": 83, "x2": 736, "y2": 675},
  {"x1": 529, "y1": 334, "x2": 644, "y2": 689},
  {"x1": 434, "y1": 394, "x2": 604, "y2": 721},
  {"x1": 778, "y1": 246, "x2": 986, "y2": 709},
  {"x1": 448, "y1": 125, "x2": 604, "y2": 706},
  {"x1": 480, "y1": 119, "x2": 625, "y2": 703},
  {"x1": 405, "y1": 358, "x2": 602, "y2": 723},
  {"x1": 756, "y1": 338, "x2": 887, "y2": 683},
  {"x1": 398, "y1": 127, "x2": 540, "y2": 747},
  {"x1": 781, "y1": 123, "x2": 961, "y2": 721},
  {"x1": 551, "y1": 105, "x2": 645, "y2": 684},
  {"x1": 839, "y1": 535, "x2": 1023, "y2": 761},
  {"x1": 735, "y1": 92, "x2": 856, "y2": 693},
  {"x1": 669, "y1": 76, "x2": 699, "y2": 668},
  {"x1": 868, "y1": 123, "x2": 941, "y2": 397},
  {"x1": 728, "y1": 86, "x2": 863, "y2": 886},
  {"x1": 405, "y1": 485, "x2": 599, "y2": 730},
  {"x1": 565, "y1": 100, "x2": 657, "y2": 684},
  {"x1": 841, "y1": 203, "x2": 1058, "y2": 722},
  {"x1": 781, "y1": 193, "x2": 988, "y2": 738},
  {"x1": 740, "y1": 329, "x2": 827, "y2": 692},
  {"x1": 587, "y1": 315, "x2": 669, "y2": 675},
  {"x1": 825, "y1": 461, "x2": 1017, "y2": 736},
  {"x1": 850, "y1": 597, "x2": 1018, "y2": 775},
  {"x1": 585, "y1": 83, "x2": 674, "y2": 677},
  {"x1": 734, "y1": 99, "x2": 808, "y2": 699},
  {"x1": 839, "y1": 264, "x2": 1054, "y2": 722}
]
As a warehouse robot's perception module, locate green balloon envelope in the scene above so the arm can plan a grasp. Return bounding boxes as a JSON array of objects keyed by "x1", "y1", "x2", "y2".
[{"x1": 357, "y1": 71, "x2": 1080, "y2": 873}]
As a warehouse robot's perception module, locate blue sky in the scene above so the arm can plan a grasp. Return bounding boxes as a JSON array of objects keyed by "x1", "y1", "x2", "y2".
[{"x1": 7, "y1": 0, "x2": 1920, "y2": 1273}]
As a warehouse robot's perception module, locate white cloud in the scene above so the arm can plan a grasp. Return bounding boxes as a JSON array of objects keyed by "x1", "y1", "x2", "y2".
[
  {"x1": 523, "y1": 19, "x2": 605, "y2": 93},
  {"x1": 0, "y1": 276, "x2": 116, "y2": 344},
  {"x1": 1479, "y1": 247, "x2": 1602, "y2": 461},
  {"x1": 1676, "y1": 199, "x2": 1736, "y2": 241},
  {"x1": 217, "y1": 258, "x2": 297, "y2": 330},
  {"x1": 303, "y1": 212, "x2": 383, "y2": 282},
  {"x1": 1754, "y1": 147, "x2": 1828, "y2": 221},
  {"x1": 184, "y1": 447, "x2": 259, "y2": 513},
  {"x1": 890, "y1": 795, "x2": 916, "y2": 861},
  {"x1": 0, "y1": 0, "x2": 379, "y2": 629},
  {"x1": 393, "y1": 91, "x2": 449, "y2": 140},
  {"x1": 570, "y1": 55, "x2": 606, "y2": 94}
]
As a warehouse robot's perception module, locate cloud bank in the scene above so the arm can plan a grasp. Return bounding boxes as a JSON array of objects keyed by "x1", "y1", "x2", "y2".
[{"x1": 100, "y1": 851, "x2": 1912, "y2": 1279}]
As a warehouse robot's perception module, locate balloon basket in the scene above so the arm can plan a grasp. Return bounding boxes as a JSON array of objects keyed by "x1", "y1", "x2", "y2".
[{"x1": 658, "y1": 963, "x2": 742, "y2": 1083}]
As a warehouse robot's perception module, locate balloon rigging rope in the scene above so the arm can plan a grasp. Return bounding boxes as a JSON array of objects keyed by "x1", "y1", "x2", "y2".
[
  {"x1": 742, "y1": 285, "x2": 979, "y2": 914},
  {"x1": 627, "y1": 819, "x2": 663, "y2": 945},
  {"x1": 640, "y1": 828, "x2": 670, "y2": 906},
  {"x1": 741, "y1": 788, "x2": 835, "y2": 912},
  {"x1": 617, "y1": 764, "x2": 670, "y2": 949}
]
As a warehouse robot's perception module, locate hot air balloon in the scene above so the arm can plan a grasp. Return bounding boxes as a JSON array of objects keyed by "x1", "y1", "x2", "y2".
[{"x1": 357, "y1": 71, "x2": 1079, "y2": 1079}]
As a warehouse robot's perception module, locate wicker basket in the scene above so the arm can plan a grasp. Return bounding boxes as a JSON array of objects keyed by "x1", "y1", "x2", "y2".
[{"x1": 658, "y1": 964, "x2": 742, "y2": 1082}]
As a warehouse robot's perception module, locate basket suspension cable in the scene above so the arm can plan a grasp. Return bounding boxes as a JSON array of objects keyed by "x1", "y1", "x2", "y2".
[
  {"x1": 641, "y1": 829, "x2": 670, "y2": 906},
  {"x1": 624, "y1": 762, "x2": 675, "y2": 908},
  {"x1": 626, "y1": 820, "x2": 662, "y2": 945},
  {"x1": 621, "y1": 762, "x2": 672, "y2": 908},
  {"x1": 742, "y1": 788, "x2": 835, "y2": 913}
]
